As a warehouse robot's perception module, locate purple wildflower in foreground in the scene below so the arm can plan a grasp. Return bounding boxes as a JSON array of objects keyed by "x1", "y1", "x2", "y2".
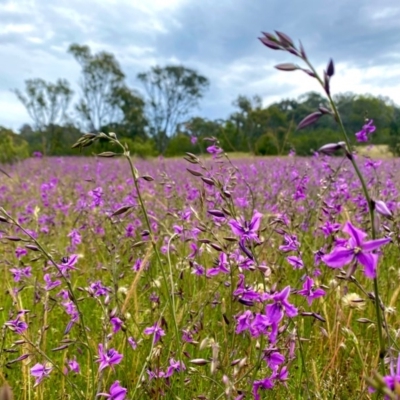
[
  {"x1": 4, "y1": 315, "x2": 28, "y2": 334},
  {"x1": 229, "y1": 211, "x2": 262, "y2": 242},
  {"x1": 98, "y1": 380, "x2": 127, "y2": 400},
  {"x1": 144, "y1": 323, "x2": 166, "y2": 344},
  {"x1": 30, "y1": 363, "x2": 52, "y2": 386},
  {"x1": 355, "y1": 119, "x2": 376, "y2": 142},
  {"x1": 96, "y1": 344, "x2": 123, "y2": 372},
  {"x1": 206, "y1": 144, "x2": 223, "y2": 155},
  {"x1": 297, "y1": 276, "x2": 325, "y2": 305},
  {"x1": 322, "y1": 221, "x2": 391, "y2": 278},
  {"x1": 369, "y1": 354, "x2": 400, "y2": 399}
]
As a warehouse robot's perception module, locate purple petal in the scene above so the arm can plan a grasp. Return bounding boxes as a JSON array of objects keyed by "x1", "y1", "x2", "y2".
[
  {"x1": 357, "y1": 252, "x2": 378, "y2": 279},
  {"x1": 343, "y1": 222, "x2": 367, "y2": 247},
  {"x1": 361, "y1": 237, "x2": 391, "y2": 252},
  {"x1": 322, "y1": 247, "x2": 354, "y2": 268},
  {"x1": 228, "y1": 220, "x2": 244, "y2": 237},
  {"x1": 249, "y1": 212, "x2": 263, "y2": 231}
]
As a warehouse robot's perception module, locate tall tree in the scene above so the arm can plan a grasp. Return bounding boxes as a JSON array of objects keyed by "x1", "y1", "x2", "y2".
[
  {"x1": 68, "y1": 44, "x2": 125, "y2": 132},
  {"x1": 104, "y1": 85, "x2": 148, "y2": 140},
  {"x1": 138, "y1": 65, "x2": 209, "y2": 153},
  {"x1": 14, "y1": 78, "x2": 73, "y2": 155}
]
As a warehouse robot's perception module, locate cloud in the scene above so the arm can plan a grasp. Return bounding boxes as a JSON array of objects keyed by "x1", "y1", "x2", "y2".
[{"x1": 1, "y1": 0, "x2": 400, "y2": 130}]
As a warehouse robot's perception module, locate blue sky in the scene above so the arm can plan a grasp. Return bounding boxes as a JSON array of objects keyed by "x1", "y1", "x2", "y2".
[{"x1": 1, "y1": 0, "x2": 400, "y2": 131}]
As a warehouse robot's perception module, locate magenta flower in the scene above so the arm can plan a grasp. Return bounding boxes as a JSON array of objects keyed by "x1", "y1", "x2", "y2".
[
  {"x1": 144, "y1": 323, "x2": 165, "y2": 344},
  {"x1": 30, "y1": 363, "x2": 52, "y2": 386},
  {"x1": 206, "y1": 145, "x2": 223, "y2": 155},
  {"x1": 286, "y1": 255, "x2": 304, "y2": 269},
  {"x1": 67, "y1": 357, "x2": 80, "y2": 374},
  {"x1": 355, "y1": 119, "x2": 376, "y2": 142},
  {"x1": 322, "y1": 221, "x2": 391, "y2": 279},
  {"x1": 98, "y1": 380, "x2": 127, "y2": 400},
  {"x1": 266, "y1": 286, "x2": 298, "y2": 323},
  {"x1": 96, "y1": 344, "x2": 123, "y2": 372},
  {"x1": 206, "y1": 252, "x2": 230, "y2": 277},
  {"x1": 110, "y1": 317, "x2": 123, "y2": 334},
  {"x1": 4, "y1": 315, "x2": 28, "y2": 334},
  {"x1": 229, "y1": 211, "x2": 262, "y2": 242},
  {"x1": 297, "y1": 276, "x2": 325, "y2": 305},
  {"x1": 57, "y1": 254, "x2": 79, "y2": 276}
]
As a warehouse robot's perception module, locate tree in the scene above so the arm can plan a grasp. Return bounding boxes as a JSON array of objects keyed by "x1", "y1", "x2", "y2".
[
  {"x1": 103, "y1": 85, "x2": 148, "y2": 140},
  {"x1": 0, "y1": 127, "x2": 30, "y2": 163},
  {"x1": 14, "y1": 78, "x2": 73, "y2": 155},
  {"x1": 138, "y1": 65, "x2": 210, "y2": 153},
  {"x1": 68, "y1": 44, "x2": 126, "y2": 132}
]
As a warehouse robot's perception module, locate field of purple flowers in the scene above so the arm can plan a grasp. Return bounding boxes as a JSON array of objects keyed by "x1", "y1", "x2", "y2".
[
  {"x1": 1, "y1": 31, "x2": 400, "y2": 400},
  {"x1": 0, "y1": 149, "x2": 399, "y2": 399}
]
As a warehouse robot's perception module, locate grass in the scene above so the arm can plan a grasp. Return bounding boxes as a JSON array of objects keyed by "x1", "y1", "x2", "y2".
[{"x1": 0, "y1": 152, "x2": 399, "y2": 399}]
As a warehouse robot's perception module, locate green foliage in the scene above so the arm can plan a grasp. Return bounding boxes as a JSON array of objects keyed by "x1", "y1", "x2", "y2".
[
  {"x1": 124, "y1": 137, "x2": 157, "y2": 158},
  {"x1": 165, "y1": 133, "x2": 194, "y2": 157},
  {"x1": 0, "y1": 127, "x2": 30, "y2": 163}
]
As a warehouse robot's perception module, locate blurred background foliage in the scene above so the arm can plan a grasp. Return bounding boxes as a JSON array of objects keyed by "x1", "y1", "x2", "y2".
[{"x1": 3, "y1": 43, "x2": 400, "y2": 163}]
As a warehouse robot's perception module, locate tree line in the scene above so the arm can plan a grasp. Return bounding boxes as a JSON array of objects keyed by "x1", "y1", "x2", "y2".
[{"x1": 2, "y1": 43, "x2": 400, "y2": 163}]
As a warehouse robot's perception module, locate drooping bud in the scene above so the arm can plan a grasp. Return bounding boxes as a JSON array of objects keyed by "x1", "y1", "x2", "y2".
[
  {"x1": 317, "y1": 142, "x2": 345, "y2": 155},
  {"x1": 259, "y1": 37, "x2": 282, "y2": 50},
  {"x1": 373, "y1": 200, "x2": 392, "y2": 218},
  {"x1": 275, "y1": 31, "x2": 295, "y2": 48},
  {"x1": 274, "y1": 63, "x2": 299, "y2": 71},
  {"x1": 296, "y1": 111, "x2": 323, "y2": 130}
]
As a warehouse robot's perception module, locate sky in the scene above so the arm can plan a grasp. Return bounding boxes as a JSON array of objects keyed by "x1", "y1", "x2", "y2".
[{"x1": 1, "y1": 0, "x2": 400, "y2": 131}]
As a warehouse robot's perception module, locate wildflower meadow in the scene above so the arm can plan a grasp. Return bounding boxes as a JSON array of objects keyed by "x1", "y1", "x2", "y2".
[{"x1": 1, "y1": 32, "x2": 400, "y2": 399}]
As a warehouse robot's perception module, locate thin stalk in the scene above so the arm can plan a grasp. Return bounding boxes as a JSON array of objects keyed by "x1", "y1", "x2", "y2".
[{"x1": 303, "y1": 59, "x2": 386, "y2": 373}]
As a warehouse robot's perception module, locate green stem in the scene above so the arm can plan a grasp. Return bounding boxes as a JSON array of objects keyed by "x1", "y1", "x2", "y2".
[{"x1": 303, "y1": 59, "x2": 386, "y2": 373}]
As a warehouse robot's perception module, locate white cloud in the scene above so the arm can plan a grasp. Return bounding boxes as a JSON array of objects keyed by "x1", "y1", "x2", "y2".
[{"x1": 0, "y1": 0, "x2": 400, "y2": 130}]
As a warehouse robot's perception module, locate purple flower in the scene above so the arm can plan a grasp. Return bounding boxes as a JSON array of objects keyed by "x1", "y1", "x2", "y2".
[
  {"x1": 144, "y1": 323, "x2": 165, "y2": 344},
  {"x1": 9, "y1": 266, "x2": 31, "y2": 282},
  {"x1": 286, "y1": 255, "x2": 304, "y2": 269},
  {"x1": 279, "y1": 234, "x2": 300, "y2": 252},
  {"x1": 88, "y1": 186, "x2": 104, "y2": 207},
  {"x1": 57, "y1": 254, "x2": 79, "y2": 276},
  {"x1": 98, "y1": 380, "x2": 127, "y2": 400},
  {"x1": 229, "y1": 211, "x2": 262, "y2": 242},
  {"x1": 127, "y1": 336, "x2": 137, "y2": 350},
  {"x1": 206, "y1": 145, "x2": 223, "y2": 155},
  {"x1": 68, "y1": 229, "x2": 82, "y2": 248},
  {"x1": 265, "y1": 286, "x2": 297, "y2": 342},
  {"x1": 206, "y1": 252, "x2": 230, "y2": 277},
  {"x1": 67, "y1": 357, "x2": 80, "y2": 374},
  {"x1": 110, "y1": 317, "x2": 123, "y2": 334},
  {"x1": 4, "y1": 315, "x2": 28, "y2": 334},
  {"x1": 382, "y1": 354, "x2": 400, "y2": 399},
  {"x1": 322, "y1": 221, "x2": 391, "y2": 279},
  {"x1": 297, "y1": 276, "x2": 325, "y2": 306},
  {"x1": 44, "y1": 273, "x2": 61, "y2": 291},
  {"x1": 165, "y1": 358, "x2": 186, "y2": 378},
  {"x1": 30, "y1": 363, "x2": 52, "y2": 386},
  {"x1": 355, "y1": 119, "x2": 376, "y2": 142},
  {"x1": 15, "y1": 247, "x2": 28, "y2": 258},
  {"x1": 96, "y1": 344, "x2": 123, "y2": 372},
  {"x1": 190, "y1": 136, "x2": 198, "y2": 145}
]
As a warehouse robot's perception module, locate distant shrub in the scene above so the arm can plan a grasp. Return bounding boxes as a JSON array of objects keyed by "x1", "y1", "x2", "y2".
[{"x1": 0, "y1": 127, "x2": 30, "y2": 164}]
